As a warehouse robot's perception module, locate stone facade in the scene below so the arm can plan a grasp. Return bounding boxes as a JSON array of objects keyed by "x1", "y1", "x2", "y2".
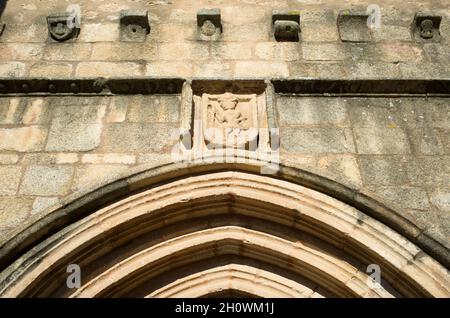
[{"x1": 0, "y1": 0, "x2": 449, "y2": 298}]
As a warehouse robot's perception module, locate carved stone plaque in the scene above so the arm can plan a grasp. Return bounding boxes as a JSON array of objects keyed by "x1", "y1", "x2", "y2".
[
  {"x1": 202, "y1": 93, "x2": 258, "y2": 149},
  {"x1": 193, "y1": 90, "x2": 268, "y2": 152}
]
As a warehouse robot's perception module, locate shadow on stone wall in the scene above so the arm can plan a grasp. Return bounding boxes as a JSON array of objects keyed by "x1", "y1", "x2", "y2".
[{"x1": 0, "y1": 0, "x2": 7, "y2": 18}]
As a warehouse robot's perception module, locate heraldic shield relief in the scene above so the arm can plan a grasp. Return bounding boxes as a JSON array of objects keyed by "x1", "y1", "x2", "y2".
[{"x1": 201, "y1": 92, "x2": 260, "y2": 149}]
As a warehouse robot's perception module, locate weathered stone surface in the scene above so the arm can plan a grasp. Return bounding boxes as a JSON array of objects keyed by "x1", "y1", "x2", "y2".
[
  {"x1": 71, "y1": 164, "x2": 130, "y2": 193},
  {"x1": 0, "y1": 166, "x2": 22, "y2": 195},
  {"x1": 0, "y1": 23, "x2": 48, "y2": 43},
  {"x1": 221, "y1": 6, "x2": 267, "y2": 25},
  {"x1": 20, "y1": 153, "x2": 77, "y2": 165},
  {"x1": 76, "y1": 62, "x2": 143, "y2": 77},
  {"x1": 81, "y1": 154, "x2": 136, "y2": 164},
  {"x1": 399, "y1": 62, "x2": 449, "y2": 79},
  {"x1": 430, "y1": 189, "x2": 450, "y2": 212},
  {"x1": 91, "y1": 42, "x2": 157, "y2": 61},
  {"x1": 437, "y1": 128, "x2": 450, "y2": 154},
  {"x1": 106, "y1": 97, "x2": 128, "y2": 123},
  {"x1": 367, "y1": 186, "x2": 431, "y2": 210},
  {"x1": 423, "y1": 43, "x2": 450, "y2": 64},
  {"x1": 222, "y1": 23, "x2": 270, "y2": 42},
  {"x1": 289, "y1": 62, "x2": 347, "y2": 78},
  {"x1": 0, "y1": 62, "x2": 26, "y2": 77},
  {"x1": 210, "y1": 43, "x2": 252, "y2": 60},
  {"x1": 379, "y1": 43, "x2": 424, "y2": 63},
  {"x1": 359, "y1": 156, "x2": 410, "y2": 185},
  {"x1": 408, "y1": 127, "x2": 445, "y2": 155},
  {"x1": 102, "y1": 123, "x2": 177, "y2": 153},
  {"x1": 159, "y1": 43, "x2": 209, "y2": 60},
  {"x1": 281, "y1": 128, "x2": 355, "y2": 153},
  {"x1": 42, "y1": 43, "x2": 92, "y2": 61},
  {"x1": 277, "y1": 97, "x2": 348, "y2": 126},
  {"x1": 346, "y1": 62, "x2": 400, "y2": 79},
  {"x1": 0, "y1": 126, "x2": 47, "y2": 152},
  {"x1": 372, "y1": 25, "x2": 411, "y2": 42},
  {"x1": 56, "y1": 153, "x2": 79, "y2": 164},
  {"x1": 31, "y1": 197, "x2": 60, "y2": 215},
  {"x1": 302, "y1": 43, "x2": 346, "y2": 61},
  {"x1": 47, "y1": 123, "x2": 103, "y2": 152},
  {"x1": 21, "y1": 98, "x2": 50, "y2": 125},
  {"x1": 145, "y1": 61, "x2": 193, "y2": 77},
  {"x1": 407, "y1": 156, "x2": 450, "y2": 186},
  {"x1": 0, "y1": 197, "x2": 33, "y2": 234},
  {"x1": 127, "y1": 96, "x2": 180, "y2": 123},
  {"x1": 152, "y1": 23, "x2": 195, "y2": 42},
  {"x1": 45, "y1": 103, "x2": 106, "y2": 152},
  {"x1": 353, "y1": 126, "x2": 411, "y2": 155},
  {"x1": 137, "y1": 153, "x2": 172, "y2": 165},
  {"x1": 255, "y1": 42, "x2": 300, "y2": 61},
  {"x1": 301, "y1": 23, "x2": 339, "y2": 42},
  {"x1": 0, "y1": 43, "x2": 44, "y2": 61},
  {"x1": 193, "y1": 62, "x2": 233, "y2": 78},
  {"x1": 78, "y1": 23, "x2": 120, "y2": 42},
  {"x1": 20, "y1": 165, "x2": 74, "y2": 196},
  {"x1": 347, "y1": 98, "x2": 402, "y2": 129},
  {"x1": 423, "y1": 213, "x2": 450, "y2": 251},
  {"x1": 283, "y1": 153, "x2": 362, "y2": 189},
  {"x1": 29, "y1": 62, "x2": 73, "y2": 77},
  {"x1": 422, "y1": 99, "x2": 450, "y2": 128},
  {"x1": 0, "y1": 154, "x2": 19, "y2": 164},
  {"x1": 0, "y1": 98, "x2": 25, "y2": 124},
  {"x1": 234, "y1": 61, "x2": 289, "y2": 78}
]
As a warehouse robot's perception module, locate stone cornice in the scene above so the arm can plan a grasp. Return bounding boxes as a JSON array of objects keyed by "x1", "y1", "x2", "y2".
[
  {"x1": 0, "y1": 78, "x2": 184, "y2": 95},
  {"x1": 0, "y1": 78, "x2": 449, "y2": 96}
]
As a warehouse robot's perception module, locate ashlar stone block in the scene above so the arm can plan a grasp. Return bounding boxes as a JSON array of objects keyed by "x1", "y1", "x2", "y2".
[{"x1": 20, "y1": 165, "x2": 74, "y2": 196}]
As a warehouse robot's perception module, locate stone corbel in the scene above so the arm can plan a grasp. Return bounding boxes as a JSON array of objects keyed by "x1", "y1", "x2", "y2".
[
  {"x1": 119, "y1": 10, "x2": 151, "y2": 42},
  {"x1": 197, "y1": 8, "x2": 222, "y2": 41},
  {"x1": 47, "y1": 12, "x2": 80, "y2": 42},
  {"x1": 272, "y1": 10, "x2": 300, "y2": 42},
  {"x1": 411, "y1": 12, "x2": 441, "y2": 42},
  {"x1": 337, "y1": 9, "x2": 372, "y2": 42}
]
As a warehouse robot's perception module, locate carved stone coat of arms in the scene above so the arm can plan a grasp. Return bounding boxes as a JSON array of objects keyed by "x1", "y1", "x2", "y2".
[{"x1": 198, "y1": 92, "x2": 260, "y2": 149}]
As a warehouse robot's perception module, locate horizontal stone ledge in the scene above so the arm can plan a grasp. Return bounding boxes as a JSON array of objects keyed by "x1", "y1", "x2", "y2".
[
  {"x1": 0, "y1": 77, "x2": 449, "y2": 96},
  {"x1": 273, "y1": 79, "x2": 450, "y2": 95},
  {"x1": 0, "y1": 77, "x2": 184, "y2": 95}
]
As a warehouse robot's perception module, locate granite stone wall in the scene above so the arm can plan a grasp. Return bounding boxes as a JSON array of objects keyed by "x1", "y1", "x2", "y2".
[{"x1": 0, "y1": 0, "x2": 449, "y2": 262}]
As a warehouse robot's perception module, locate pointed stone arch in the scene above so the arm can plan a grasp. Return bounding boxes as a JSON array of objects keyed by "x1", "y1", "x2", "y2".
[{"x1": 0, "y1": 161, "x2": 449, "y2": 298}]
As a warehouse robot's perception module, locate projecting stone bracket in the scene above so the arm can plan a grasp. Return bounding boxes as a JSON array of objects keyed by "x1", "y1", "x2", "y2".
[
  {"x1": 119, "y1": 10, "x2": 151, "y2": 42},
  {"x1": 272, "y1": 10, "x2": 300, "y2": 42},
  {"x1": 411, "y1": 12, "x2": 441, "y2": 42},
  {"x1": 337, "y1": 10, "x2": 372, "y2": 42},
  {"x1": 47, "y1": 12, "x2": 80, "y2": 42},
  {"x1": 197, "y1": 8, "x2": 222, "y2": 41}
]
